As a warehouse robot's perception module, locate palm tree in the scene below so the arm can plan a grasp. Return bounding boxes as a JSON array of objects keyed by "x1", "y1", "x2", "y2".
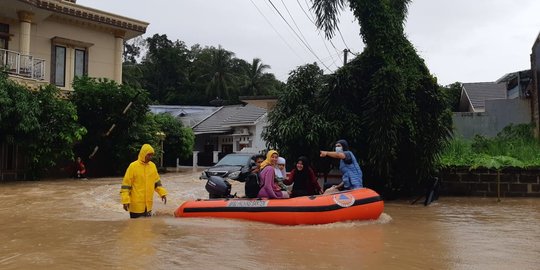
[
  {"x1": 312, "y1": 0, "x2": 411, "y2": 41},
  {"x1": 199, "y1": 46, "x2": 235, "y2": 100},
  {"x1": 242, "y1": 58, "x2": 273, "y2": 96}
]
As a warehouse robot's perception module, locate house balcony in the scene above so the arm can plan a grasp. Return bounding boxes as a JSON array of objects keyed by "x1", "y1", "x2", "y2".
[{"x1": 0, "y1": 48, "x2": 45, "y2": 81}]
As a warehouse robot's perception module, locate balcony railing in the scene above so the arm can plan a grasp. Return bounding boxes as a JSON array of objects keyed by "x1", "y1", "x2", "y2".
[{"x1": 0, "y1": 48, "x2": 45, "y2": 81}]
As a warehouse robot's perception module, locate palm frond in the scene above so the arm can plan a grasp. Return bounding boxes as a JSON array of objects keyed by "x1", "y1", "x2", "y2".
[{"x1": 311, "y1": 0, "x2": 348, "y2": 39}]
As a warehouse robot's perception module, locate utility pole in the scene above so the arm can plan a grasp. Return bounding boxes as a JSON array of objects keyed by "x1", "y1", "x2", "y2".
[{"x1": 343, "y1": 49, "x2": 349, "y2": 65}]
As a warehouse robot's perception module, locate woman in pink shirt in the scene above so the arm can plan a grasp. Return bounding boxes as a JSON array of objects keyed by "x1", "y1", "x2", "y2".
[{"x1": 257, "y1": 150, "x2": 289, "y2": 199}]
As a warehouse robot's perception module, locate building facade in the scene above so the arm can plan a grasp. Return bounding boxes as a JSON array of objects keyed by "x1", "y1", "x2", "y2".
[
  {"x1": 0, "y1": 0, "x2": 148, "y2": 91},
  {"x1": 0, "y1": 0, "x2": 147, "y2": 180}
]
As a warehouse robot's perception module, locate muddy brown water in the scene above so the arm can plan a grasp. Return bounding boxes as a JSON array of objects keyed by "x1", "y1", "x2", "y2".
[{"x1": 0, "y1": 169, "x2": 538, "y2": 269}]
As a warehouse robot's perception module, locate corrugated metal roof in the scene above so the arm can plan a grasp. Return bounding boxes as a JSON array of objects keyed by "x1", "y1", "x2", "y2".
[
  {"x1": 192, "y1": 104, "x2": 266, "y2": 134},
  {"x1": 462, "y1": 82, "x2": 507, "y2": 112}
]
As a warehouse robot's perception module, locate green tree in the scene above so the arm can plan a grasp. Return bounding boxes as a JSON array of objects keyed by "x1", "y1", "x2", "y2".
[
  {"x1": 240, "y1": 58, "x2": 274, "y2": 96},
  {"x1": 152, "y1": 113, "x2": 194, "y2": 166},
  {"x1": 441, "y1": 82, "x2": 462, "y2": 112},
  {"x1": 295, "y1": 0, "x2": 452, "y2": 195},
  {"x1": 140, "y1": 34, "x2": 191, "y2": 104},
  {"x1": 27, "y1": 85, "x2": 87, "y2": 178},
  {"x1": 0, "y1": 72, "x2": 85, "y2": 178},
  {"x1": 123, "y1": 36, "x2": 145, "y2": 64},
  {"x1": 263, "y1": 64, "x2": 336, "y2": 162},
  {"x1": 71, "y1": 76, "x2": 157, "y2": 175},
  {"x1": 194, "y1": 46, "x2": 237, "y2": 101},
  {"x1": 0, "y1": 72, "x2": 39, "y2": 144}
]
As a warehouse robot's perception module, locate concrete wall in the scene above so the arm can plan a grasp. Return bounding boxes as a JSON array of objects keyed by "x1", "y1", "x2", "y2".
[
  {"x1": 251, "y1": 114, "x2": 268, "y2": 153},
  {"x1": 452, "y1": 98, "x2": 531, "y2": 138},
  {"x1": 439, "y1": 167, "x2": 540, "y2": 197}
]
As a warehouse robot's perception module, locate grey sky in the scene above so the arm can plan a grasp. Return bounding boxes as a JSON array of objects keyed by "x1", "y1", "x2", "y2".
[{"x1": 78, "y1": 0, "x2": 540, "y2": 85}]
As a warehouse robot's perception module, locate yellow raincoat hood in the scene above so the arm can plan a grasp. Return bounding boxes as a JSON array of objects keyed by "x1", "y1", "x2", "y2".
[{"x1": 138, "y1": 144, "x2": 155, "y2": 163}]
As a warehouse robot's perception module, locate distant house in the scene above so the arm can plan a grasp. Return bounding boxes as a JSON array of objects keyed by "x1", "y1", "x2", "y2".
[
  {"x1": 453, "y1": 72, "x2": 532, "y2": 138},
  {"x1": 149, "y1": 105, "x2": 220, "y2": 128},
  {"x1": 192, "y1": 104, "x2": 267, "y2": 166},
  {"x1": 0, "y1": 0, "x2": 147, "y2": 180},
  {"x1": 239, "y1": 95, "x2": 277, "y2": 110},
  {"x1": 458, "y1": 82, "x2": 507, "y2": 112}
]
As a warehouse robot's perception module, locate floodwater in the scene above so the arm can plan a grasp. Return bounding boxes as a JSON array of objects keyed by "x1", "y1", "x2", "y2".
[{"x1": 0, "y1": 169, "x2": 538, "y2": 270}]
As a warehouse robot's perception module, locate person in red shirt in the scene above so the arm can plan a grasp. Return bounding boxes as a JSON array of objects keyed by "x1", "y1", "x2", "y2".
[{"x1": 75, "y1": 156, "x2": 87, "y2": 179}]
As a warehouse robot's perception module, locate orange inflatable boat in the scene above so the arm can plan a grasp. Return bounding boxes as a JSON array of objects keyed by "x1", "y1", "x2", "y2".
[{"x1": 174, "y1": 188, "x2": 384, "y2": 225}]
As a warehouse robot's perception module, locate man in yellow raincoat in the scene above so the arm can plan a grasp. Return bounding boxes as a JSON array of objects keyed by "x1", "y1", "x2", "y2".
[{"x1": 121, "y1": 144, "x2": 168, "y2": 218}]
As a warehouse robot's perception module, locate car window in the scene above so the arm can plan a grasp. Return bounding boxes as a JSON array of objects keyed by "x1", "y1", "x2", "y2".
[{"x1": 215, "y1": 155, "x2": 250, "y2": 166}]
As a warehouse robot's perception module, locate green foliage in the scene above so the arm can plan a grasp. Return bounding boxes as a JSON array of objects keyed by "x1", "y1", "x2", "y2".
[
  {"x1": 239, "y1": 58, "x2": 276, "y2": 96},
  {"x1": 440, "y1": 82, "x2": 462, "y2": 112},
  {"x1": 0, "y1": 72, "x2": 85, "y2": 178},
  {"x1": 71, "y1": 76, "x2": 157, "y2": 175},
  {"x1": 26, "y1": 85, "x2": 87, "y2": 177},
  {"x1": 263, "y1": 64, "x2": 333, "y2": 162},
  {"x1": 196, "y1": 46, "x2": 237, "y2": 100},
  {"x1": 440, "y1": 124, "x2": 540, "y2": 169},
  {"x1": 140, "y1": 34, "x2": 191, "y2": 104},
  {"x1": 0, "y1": 72, "x2": 39, "y2": 143},
  {"x1": 152, "y1": 113, "x2": 194, "y2": 165},
  {"x1": 122, "y1": 35, "x2": 283, "y2": 105},
  {"x1": 306, "y1": 0, "x2": 452, "y2": 196}
]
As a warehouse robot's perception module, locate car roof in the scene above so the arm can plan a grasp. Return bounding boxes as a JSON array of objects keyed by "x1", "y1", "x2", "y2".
[{"x1": 226, "y1": 153, "x2": 256, "y2": 156}]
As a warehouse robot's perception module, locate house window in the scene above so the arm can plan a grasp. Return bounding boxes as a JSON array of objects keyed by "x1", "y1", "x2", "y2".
[
  {"x1": 74, "y1": 48, "x2": 86, "y2": 77},
  {"x1": 0, "y1": 23, "x2": 8, "y2": 49},
  {"x1": 51, "y1": 37, "x2": 92, "y2": 87},
  {"x1": 54, "y1": 45, "x2": 66, "y2": 86}
]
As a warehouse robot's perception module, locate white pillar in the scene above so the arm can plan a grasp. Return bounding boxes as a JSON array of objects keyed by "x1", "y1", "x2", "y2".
[
  {"x1": 17, "y1": 11, "x2": 33, "y2": 55},
  {"x1": 232, "y1": 137, "x2": 238, "y2": 152},
  {"x1": 113, "y1": 31, "x2": 125, "y2": 83},
  {"x1": 213, "y1": 151, "x2": 219, "y2": 164},
  {"x1": 192, "y1": 151, "x2": 199, "y2": 171}
]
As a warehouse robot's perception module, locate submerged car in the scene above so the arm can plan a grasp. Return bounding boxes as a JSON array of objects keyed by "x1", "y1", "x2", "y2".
[{"x1": 199, "y1": 153, "x2": 255, "y2": 182}]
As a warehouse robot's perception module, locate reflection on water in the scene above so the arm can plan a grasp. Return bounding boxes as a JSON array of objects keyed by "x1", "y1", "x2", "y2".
[{"x1": 0, "y1": 170, "x2": 538, "y2": 269}]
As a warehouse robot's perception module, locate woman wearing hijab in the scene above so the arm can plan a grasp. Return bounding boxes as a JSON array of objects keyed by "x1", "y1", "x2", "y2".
[
  {"x1": 257, "y1": 150, "x2": 289, "y2": 199},
  {"x1": 284, "y1": 156, "x2": 322, "y2": 197}
]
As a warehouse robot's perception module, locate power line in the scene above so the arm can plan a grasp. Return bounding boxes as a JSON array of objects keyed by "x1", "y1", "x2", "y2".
[
  {"x1": 337, "y1": 28, "x2": 352, "y2": 52},
  {"x1": 303, "y1": 0, "x2": 316, "y2": 23},
  {"x1": 267, "y1": 0, "x2": 333, "y2": 73},
  {"x1": 301, "y1": 0, "x2": 354, "y2": 57},
  {"x1": 281, "y1": 0, "x2": 338, "y2": 69},
  {"x1": 296, "y1": 0, "x2": 341, "y2": 68},
  {"x1": 249, "y1": 0, "x2": 305, "y2": 62},
  {"x1": 280, "y1": 0, "x2": 316, "y2": 54}
]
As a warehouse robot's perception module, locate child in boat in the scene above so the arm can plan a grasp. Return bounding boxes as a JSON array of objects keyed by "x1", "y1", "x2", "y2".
[
  {"x1": 284, "y1": 156, "x2": 322, "y2": 197},
  {"x1": 257, "y1": 150, "x2": 289, "y2": 199},
  {"x1": 274, "y1": 157, "x2": 288, "y2": 192}
]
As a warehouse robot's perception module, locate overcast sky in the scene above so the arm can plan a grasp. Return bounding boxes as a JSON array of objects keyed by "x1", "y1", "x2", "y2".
[{"x1": 78, "y1": 0, "x2": 540, "y2": 85}]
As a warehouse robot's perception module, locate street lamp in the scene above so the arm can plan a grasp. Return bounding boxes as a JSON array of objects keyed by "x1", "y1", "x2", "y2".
[{"x1": 156, "y1": 131, "x2": 166, "y2": 169}]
